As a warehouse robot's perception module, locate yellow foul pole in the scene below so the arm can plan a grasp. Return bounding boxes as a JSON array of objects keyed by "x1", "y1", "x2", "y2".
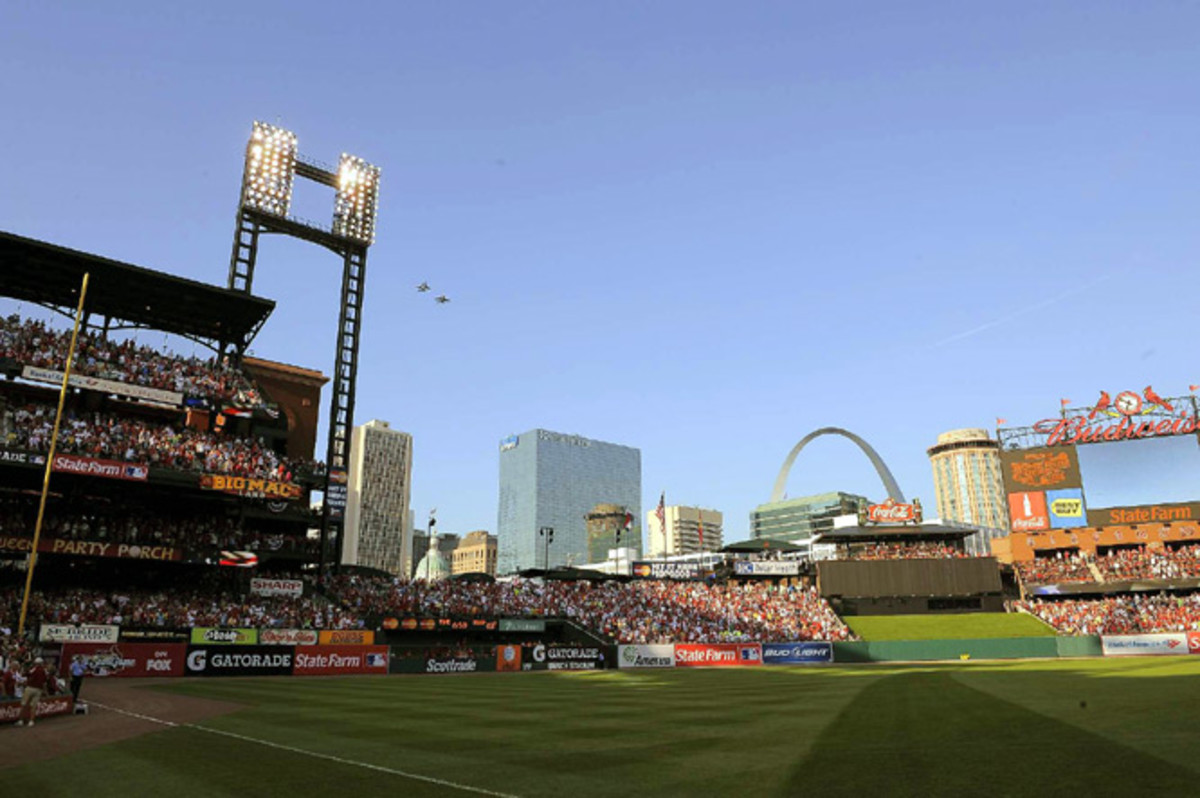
[{"x1": 17, "y1": 272, "x2": 90, "y2": 637}]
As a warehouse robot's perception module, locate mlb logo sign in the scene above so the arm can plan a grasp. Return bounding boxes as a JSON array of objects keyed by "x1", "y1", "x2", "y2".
[
  {"x1": 124, "y1": 465, "x2": 148, "y2": 480},
  {"x1": 366, "y1": 653, "x2": 387, "y2": 668},
  {"x1": 739, "y1": 646, "x2": 761, "y2": 663}
]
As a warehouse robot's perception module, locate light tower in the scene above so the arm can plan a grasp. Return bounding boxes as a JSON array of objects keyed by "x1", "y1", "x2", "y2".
[{"x1": 227, "y1": 120, "x2": 382, "y2": 578}]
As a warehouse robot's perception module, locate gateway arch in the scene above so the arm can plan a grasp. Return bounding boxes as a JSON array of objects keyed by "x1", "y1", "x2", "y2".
[{"x1": 770, "y1": 427, "x2": 905, "y2": 504}]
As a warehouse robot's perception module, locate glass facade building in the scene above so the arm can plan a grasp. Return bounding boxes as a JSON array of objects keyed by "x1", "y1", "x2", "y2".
[
  {"x1": 497, "y1": 429, "x2": 641, "y2": 574},
  {"x1": 928, "y1": 428, "x2": 1009, "y2": 555},
  {"x1": 750, "y1": 492, "x2": 868, "y2": 549}
]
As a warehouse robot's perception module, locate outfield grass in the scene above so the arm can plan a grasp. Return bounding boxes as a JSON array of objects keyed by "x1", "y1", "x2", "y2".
[
  {"x1": 6, "y1": 658, "x2": 1200, "y2": 797},
  {"x1": 846, "y1": 612, "x2": 1056, "y2": 640}
]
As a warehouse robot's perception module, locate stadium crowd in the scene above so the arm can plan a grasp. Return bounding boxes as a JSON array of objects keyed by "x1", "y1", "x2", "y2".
[
  {"x1": 1091, "y1": 546, "x2": 1200, "y2": 582},
  {"x1": 1012, "y1": 593, "x2": 1200, "y2": 635},
  {"x1": 1015, "y1": 552, "x2": 1096, "y2": 585},
  {"x1": 2, "y1": 401, "x2": 308, "y2": 484},
  {"x1": 0, "y1": 315, "x2": 264, "y2": 408},
  {"x1": 848, "y1": 541, "x2": 968, "y2": 560},
  {"x1": 1, "y1": 583, "x2": 361, "y2": 630},
  {"x1": 326, "y1": 575, "x2": 854, "y2": 644}
]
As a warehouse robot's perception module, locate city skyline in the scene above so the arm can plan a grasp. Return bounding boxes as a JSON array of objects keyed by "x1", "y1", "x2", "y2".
[{"x1": 3, "y1": 4, "x2": 1200, "y2": 538}]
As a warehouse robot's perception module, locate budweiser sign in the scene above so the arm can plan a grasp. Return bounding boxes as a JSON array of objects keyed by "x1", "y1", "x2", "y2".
[
  {"x1": 1036, "y1": 387, "x2": 1198, "y2": 448},
  {"x1": 860, "y1": 498, "x2": 922, "y2": 525}
]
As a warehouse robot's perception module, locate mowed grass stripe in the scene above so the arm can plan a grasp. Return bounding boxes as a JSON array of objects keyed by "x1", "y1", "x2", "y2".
[{"x1": 8, "y1": 660, "x2": 1200, "y2": 797}]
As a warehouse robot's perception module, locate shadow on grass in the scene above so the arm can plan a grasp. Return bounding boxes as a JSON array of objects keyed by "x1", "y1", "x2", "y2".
[{"x1": 781, "y1": 670, "x2": 1196, "y2": 798}]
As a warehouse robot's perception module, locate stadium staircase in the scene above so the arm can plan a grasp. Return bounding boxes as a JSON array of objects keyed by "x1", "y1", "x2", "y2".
[{"x1": 1087, "y1": 560, "x2": 1105, "y2": 583}]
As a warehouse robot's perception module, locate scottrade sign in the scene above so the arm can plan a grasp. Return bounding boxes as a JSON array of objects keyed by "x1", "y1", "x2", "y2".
[{"x1": 762, "y1": 642, "x2": 833, "y2": 665}]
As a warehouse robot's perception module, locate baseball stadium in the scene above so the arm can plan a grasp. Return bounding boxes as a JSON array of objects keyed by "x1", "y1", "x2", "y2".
[{"x1": 3, "y1": 125, "x2": 1200, "y2": 798}]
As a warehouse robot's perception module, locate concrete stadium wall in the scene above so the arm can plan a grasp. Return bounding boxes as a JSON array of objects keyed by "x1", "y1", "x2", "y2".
[{"x1": 832, "y1": 636, "x2": 1101, "y2": 663}]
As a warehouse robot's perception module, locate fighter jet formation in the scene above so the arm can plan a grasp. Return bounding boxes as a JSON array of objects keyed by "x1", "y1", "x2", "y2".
[{"x1": 417, "y1": 282, "x2": 449, "y2": 304}]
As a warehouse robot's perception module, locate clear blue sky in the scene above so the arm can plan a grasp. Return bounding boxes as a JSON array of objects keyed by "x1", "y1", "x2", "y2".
[{"x1": 3, "y1": 2, "x2": 1200, "y2": 539}]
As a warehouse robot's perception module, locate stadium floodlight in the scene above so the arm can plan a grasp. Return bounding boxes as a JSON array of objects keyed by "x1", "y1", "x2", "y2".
[
  {"x1": 240, "y1": 121, "x2": 298, "y2": 217},
  {"x1": 332, "y1": 154, "x2": 381, "y2": 244}
]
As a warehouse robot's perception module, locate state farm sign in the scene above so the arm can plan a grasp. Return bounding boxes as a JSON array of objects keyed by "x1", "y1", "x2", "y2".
[
  {"x1": 293, "y1": 645, "x2": 389, "y2": 676},
  {"x1": 53, "y1": 453, "x2": 148, "y2": 481},
  {"x1": 674, "y1": 644, "x2": 762, "y2": 667}
]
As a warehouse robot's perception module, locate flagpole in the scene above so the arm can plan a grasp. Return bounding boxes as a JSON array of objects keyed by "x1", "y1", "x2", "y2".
[{"x1": 18, "y1": 273, "x2": 90, "y2": 638}]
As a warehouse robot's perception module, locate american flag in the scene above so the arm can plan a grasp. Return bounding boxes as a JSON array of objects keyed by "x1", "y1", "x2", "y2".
[{"x1": 655, "y1": 492, "x2": 666, "y2": 530}]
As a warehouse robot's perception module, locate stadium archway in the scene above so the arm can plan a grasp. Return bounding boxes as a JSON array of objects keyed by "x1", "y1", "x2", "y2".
[{"x1": 770, "y1": 427, "x2": 905, "y2": 504}]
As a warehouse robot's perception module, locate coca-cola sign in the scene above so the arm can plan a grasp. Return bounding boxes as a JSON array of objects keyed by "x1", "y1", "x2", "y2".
[{"x1": 861, "y1": 498, "x2": 922, "y2": 525}]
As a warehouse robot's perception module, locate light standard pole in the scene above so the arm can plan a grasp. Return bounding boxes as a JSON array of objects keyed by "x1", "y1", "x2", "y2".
[{"x1": 539, "y1": 526, "x2": 555, "y2": 570}]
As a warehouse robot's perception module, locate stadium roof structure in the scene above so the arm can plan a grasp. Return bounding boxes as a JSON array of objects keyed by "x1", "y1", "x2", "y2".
[
  {"x1": 722, "y1": 538, "x2": 806, "y2": 553},
  {"x1": 0, "y1": 230, "x2": 275, "y2": 352},
  {"x1": 816, "y1": 523, "x2": 976, "y2": 542}
]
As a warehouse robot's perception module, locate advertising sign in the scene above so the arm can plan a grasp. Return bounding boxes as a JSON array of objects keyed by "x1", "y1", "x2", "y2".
[
  {"x1": 259, "y1": 628, "x2": 318, "y2": 646},
  {"x1": 495, "y1": 644, "x2": 523, "y2": 672},
  {"x1": 317, "y1": 630, "x2": 375, "y2": 646},
  {"x1": 39, "y1": 624, "x2": 120, "y2": 644},
  {"x1": 762, "y1": 642, "x2": 834, "y2": 665},
  {"x1": 1008, "y1": 492, "x2": 1050, "y2": 532},
  {"x1": 3, "y1": 536, "x2": 184, "y2": 562},
  {"x1": 0, "y1": 448, "x2": 45, "y2": 467},
  {"x1": 199, "y1": 474, "x2": 303, "y2": 500},
  {"x1": 861, "y1": 498, "x2": 922, "y2": 525},
  {"x1": 423, "y1": 657, "x2": 483, "y2": 674},
  {"x1": 531, "y1": 645, "x2": 606, "y2": 671},
  {"x1": 383, "y1": 617, "x2": 498, "y2": 633},
  {"x1": 618, "y1": 645, "x2": 676, "y2": 669},
  {"x1": 1188, "y1": 631, "x2": 1200, "y2": 654},
  {"x1": 292, "y1": 645, "x2": 389, "y2": 676},
  {"x1": 1000, "y1": 447, "x2": 1083, "y2": 491},
  {"x1": 1086, "y1": 502, "x2": 1200, "y2": 527},
  {"x1": 52, "y1": 453, "x2": 149, "y2": 482},
  {"x1": 185, "y1": 645, "x2": 295, "y2": 676},
  {"x1": 733, "y1": 561, "x2": 801, "y2": 577},
  {"x1": 1100, "y1": 634, "x2": 1188, "y2": 657},
  {"x1": 325, "y1": 469, "x2": 348, "y2": 520},
  {"x1": 190, "y1": 627, "x2": 259, "y2": 645},
  {"x1": 62, "y1": 642, "x2": 187, "y2": 677},
  {"x1": 674, "y1": 643, "x2": 763, "y2": 668},
  {"x1": 250, "y1": 578, "x2": 304, "y2": 598},
  {"x1": 1045, "y1": 489, "x2": 1087, "y2": 529},
  {"x1": 498, "y1": 619, "x2": 545, "y2": 633},
  {"x1": 22, "y1": 365, "x2": 183, "y2": 406},
  {"x1": 120, "y1": 628, "x2": 189, "y2": 643},
  {"x1": 631, "y1": 561, "x2": 705, "y2": 580},
  {"x1": 499, "y1": 435, "x2": 519, "y2": 452},
  {"x1": 0, "y1": 695, "x2": 73, "y2": 725}
]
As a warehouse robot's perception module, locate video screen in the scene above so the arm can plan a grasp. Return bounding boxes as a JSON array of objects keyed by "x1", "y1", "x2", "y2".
[{"x1": 1076, "y1": 435, "x2": 1200, "y2": 509}]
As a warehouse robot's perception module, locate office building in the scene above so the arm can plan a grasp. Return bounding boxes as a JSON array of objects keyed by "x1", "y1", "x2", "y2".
[
  {"x1": 342, "y1": 419, "x2": 412, "y2": 575},
  {"x1": 497, "y1": 429, "x2": 641, "y2": 573},
  {"x1": 928, "y1": 428, "x2": 1009, "y2": 554},
  {"x1": 451, "y1": 531, "x2": 498, "y2": 577},
  {"x1": 646, "y1": 505, "x2": 724, "y2": 556},
  {"x1": 750, "y1": 492, "x2": 868, "y2": 551}
]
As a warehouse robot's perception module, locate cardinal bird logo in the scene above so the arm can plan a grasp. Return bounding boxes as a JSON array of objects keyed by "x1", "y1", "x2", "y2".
[
  {"x1": 1144, "y1": 386, "x2": 1174, "y2": 413},
  {"x1": 1089, "y1": 390, "x2": 1112, "y2": 421}
]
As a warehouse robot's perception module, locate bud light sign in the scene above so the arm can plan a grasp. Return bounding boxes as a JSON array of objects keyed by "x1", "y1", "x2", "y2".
[{"x1": 762, "y1": 642, "x2": 833, "y2": 665}]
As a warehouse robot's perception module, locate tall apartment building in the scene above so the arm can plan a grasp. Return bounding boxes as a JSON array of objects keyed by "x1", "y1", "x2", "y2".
[
  {"x1": 451, "y1": 530, "x2": 498, "y2": 577},
  {"x1": 927, "y1": 428, "x2": 1009, "y2": 554},
  {"x1": 497, "y1": 429, "x2": 641, "y2": 573},
  {"x1": 645, "y1": 505, "x2": 724, "y2": 556},
  {"x1": 342, "y1": 419, "x2": 413, "y2": 575}
]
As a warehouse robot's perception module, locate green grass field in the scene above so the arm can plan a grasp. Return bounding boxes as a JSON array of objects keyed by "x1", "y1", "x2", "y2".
[
  {"x1": 7, "y1": 658, "x2": 1200, "y2": 797},
  {"x1": 846, "y1": 612, "x2": 1056, "y2": 640}
]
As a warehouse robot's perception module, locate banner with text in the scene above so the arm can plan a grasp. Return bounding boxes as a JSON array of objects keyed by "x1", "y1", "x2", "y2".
[
  {"x1": 317, "y1": 630, "x2": 375, "y2": 646},
  {"x1": 674, "y1": 643, "x2": 763, "y2": 668},
  {"x1": 52, "y1": 453, "x2": 148, "y2": 482},
  {"x1": 0, "y1": 536, "x2": 184, "y2": 562},
  {"x1": 199, "y1": 474, "x2": 304, "y2": 501},
  {"x1": 0, "y1": 448, "x2": 45, "y2": 467},
  {"x1": 530, "y1": 644, "x2": 607, "y2": 671},
  {"x1": 762, "y1": 642, "x2": 833, "y2": 665},
  {"x1": 292, "y1": 645, "x2": 389, "y2": 676},
  {"x1": 190, "y1": 627, "x2": 259, "y2": 645},
  {"x1": 630, "y1": 561, "x2": 705, "y2": 580},
  {"x1": 250, "y1": 578, "x2": 304, "y2": 598},
  {"x1": 1190, "y1": 631, "x2": 1200, "y2": 655},
  {"x1": 733, "y1": 561, "x2": 801, "y2": 577},
  {"x1": 618, "y1": 644, "x2": 676, "y2": 669},
  {"x1": 0, "y1": 695, "x2": 73, "y2": 725},
  {"x1": 62, "y1": 642, "x2": 186, "y2": 677},
  {"x1": 39, "y1": 624, "x2": 119, "y2": 644},
  {"x1": 1101, "y1": 633, "x2": 1188, "y2": 657},
  {"x1": 22, "y1": 365, "x2": 183, "y2": 406},
  {"x1": 185, "y1": 645, "x2": 295, "y2": 676},
  {"x1": 259, "y1": 628, "x2": 319, "y2": 646}
]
